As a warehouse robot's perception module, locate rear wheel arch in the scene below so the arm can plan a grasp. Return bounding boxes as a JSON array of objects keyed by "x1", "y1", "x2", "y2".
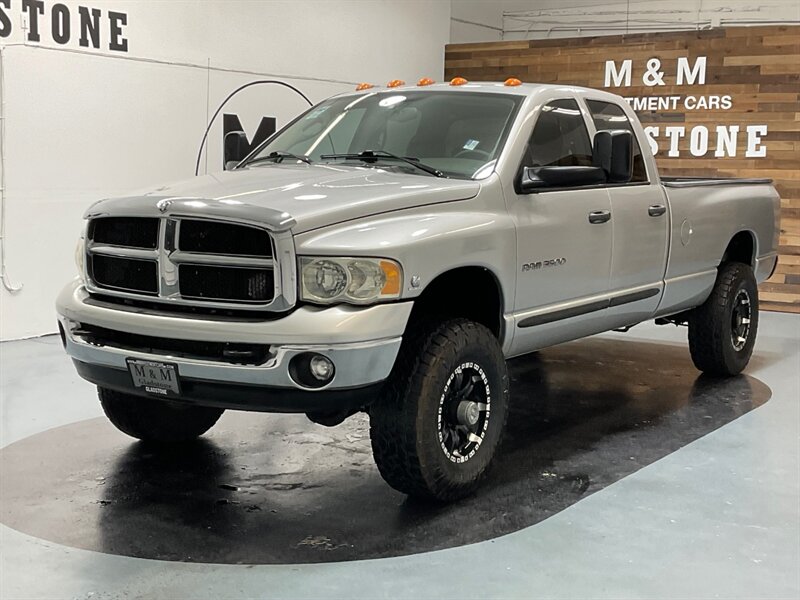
[{"x1": 721, "y1": 230, "x2": 757, "y2": 267}]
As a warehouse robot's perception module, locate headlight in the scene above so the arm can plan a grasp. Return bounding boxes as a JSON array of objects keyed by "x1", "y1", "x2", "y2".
[
  {"x1": 299, "y1": 257, "x2": 402, "y2": 304},
  {"x1": 75, "y1": 236, "x2": 85, "y2": 281}
]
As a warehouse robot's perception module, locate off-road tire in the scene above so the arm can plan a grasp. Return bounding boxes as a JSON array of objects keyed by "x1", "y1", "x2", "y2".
[
  {"x1": 98, "y1": 387, "x2": 223, "y2": 443},
  {"x1": 369, "y1": 319, "x2": 509, "y2": 502},
  {"x1": 688, "y1": 261, "x2": 759, "y2": 377}
]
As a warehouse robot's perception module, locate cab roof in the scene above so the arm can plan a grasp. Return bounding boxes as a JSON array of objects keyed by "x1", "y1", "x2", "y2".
[{"x1": 336, "y1": 80, "x2": 625, "y2": 104}]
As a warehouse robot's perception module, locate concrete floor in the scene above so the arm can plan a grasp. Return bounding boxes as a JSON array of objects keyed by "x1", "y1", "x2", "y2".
[{"x1": 1, "y1": 313, "x2": 798, "y2": 599}]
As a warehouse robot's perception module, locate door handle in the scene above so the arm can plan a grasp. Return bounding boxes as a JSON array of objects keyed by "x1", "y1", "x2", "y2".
[
  {"x1": 588, "y1": 210, "x2": 611, "y2": 224},
  {"x1": 648, "y1": 204, "x2": 667, "y2": 217}
]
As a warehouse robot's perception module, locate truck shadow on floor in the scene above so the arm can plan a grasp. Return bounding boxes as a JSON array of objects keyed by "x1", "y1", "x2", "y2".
[{"x1": 0, "y1": 337, "x2": 770, "y2": 564}]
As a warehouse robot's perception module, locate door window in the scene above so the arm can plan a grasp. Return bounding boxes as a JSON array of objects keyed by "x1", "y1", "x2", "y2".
[
  {"x1": 523, "y1": 99, "x2": 593, "y2": 168},
  {"x1": 586, "y1": 99, "x2": 648, "y2": 182}
]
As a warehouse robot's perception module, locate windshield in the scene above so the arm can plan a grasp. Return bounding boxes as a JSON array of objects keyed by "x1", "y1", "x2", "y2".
[{"x1": 243, "y1": 91, "x2": 524, "y2": 179}]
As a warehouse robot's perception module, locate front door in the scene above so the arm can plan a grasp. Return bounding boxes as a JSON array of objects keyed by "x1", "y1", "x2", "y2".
[{"x1": 508, "y1": 98, "x2": 613, "y2": 356}]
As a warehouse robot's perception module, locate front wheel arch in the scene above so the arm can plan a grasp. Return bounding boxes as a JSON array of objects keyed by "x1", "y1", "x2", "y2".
[{"x1": 406, "y1": 266, "x2": 505, "y2": 339}]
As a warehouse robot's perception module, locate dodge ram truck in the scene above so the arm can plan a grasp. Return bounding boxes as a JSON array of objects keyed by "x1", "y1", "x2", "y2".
[{"x1": 57, "y1": 79, "x2": 781, "y2": 501}]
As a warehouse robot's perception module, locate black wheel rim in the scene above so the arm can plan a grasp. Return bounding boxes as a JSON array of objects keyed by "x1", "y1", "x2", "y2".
[
  {"x1": 731, "y1": 289, "x2": 752, "y2": 352},
  {"x1": 437, "y1": 362, "x2": 491, "y2": 463}
]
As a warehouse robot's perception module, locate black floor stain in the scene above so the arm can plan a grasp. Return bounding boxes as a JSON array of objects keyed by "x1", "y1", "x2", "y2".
[{"x1": 0, "y1": 337, "x2": 770, "y2": 564}]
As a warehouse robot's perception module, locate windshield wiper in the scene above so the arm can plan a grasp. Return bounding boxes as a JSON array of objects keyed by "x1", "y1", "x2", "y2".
[
  {"x1": 320, "y1": 150, "x2": 444, "y2": 178},
  {"x1": 245, "y1": 151, "x2": 312, "y2": 166}
]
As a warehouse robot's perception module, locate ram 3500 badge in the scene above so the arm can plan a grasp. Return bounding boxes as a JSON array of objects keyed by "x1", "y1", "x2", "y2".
[{"x1": 57, "y1": 80, "x2": 780, "y2": 501}]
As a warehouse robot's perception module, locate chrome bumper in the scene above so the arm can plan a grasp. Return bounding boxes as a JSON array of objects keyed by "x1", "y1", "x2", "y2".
[{"x1": 57, "y1": 279, "x2": 410, "y2": 394}]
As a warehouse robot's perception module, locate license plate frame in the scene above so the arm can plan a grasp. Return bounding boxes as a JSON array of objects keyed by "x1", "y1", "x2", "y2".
[{"x1": 126, "y1": 358, "x2": 181, "y2": 397}]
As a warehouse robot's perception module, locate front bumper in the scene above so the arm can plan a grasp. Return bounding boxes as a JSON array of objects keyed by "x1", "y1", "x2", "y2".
[
  {"x1": 72, "y1": 360, "x2": 385, "y2": 413},
  {"x1": 57, "y1": 279, "x2": 411, "y2": 412}
]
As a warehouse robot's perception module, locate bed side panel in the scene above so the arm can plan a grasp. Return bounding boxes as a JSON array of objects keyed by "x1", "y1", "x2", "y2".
[{"x1": 657, "y1": 183, "x2": 780, "y2": 316}]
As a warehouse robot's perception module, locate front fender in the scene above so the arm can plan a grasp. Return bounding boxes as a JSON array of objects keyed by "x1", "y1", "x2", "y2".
[{"x1": 293, "y1": 206, "x2": 516, "y2": 314}]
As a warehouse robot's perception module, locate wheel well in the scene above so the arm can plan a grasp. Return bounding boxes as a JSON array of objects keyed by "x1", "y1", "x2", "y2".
[
  {"x1": 721, "y1": 231, "x2": 755, "y2": 267},
  {"x1": 408, "y1": 267, "x2": 503, "y2": 338}
]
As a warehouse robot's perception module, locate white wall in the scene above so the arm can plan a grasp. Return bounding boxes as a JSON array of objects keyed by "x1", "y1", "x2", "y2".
[
  {"x1": 450, "y1": 0, "x2": 504, "y2": 44},
  {"x1": 451, "y1": 0, "x2": 800, "y2": 43},
  {"x1": 0, "y1": 0, "x2": 451, "y2": 340}
]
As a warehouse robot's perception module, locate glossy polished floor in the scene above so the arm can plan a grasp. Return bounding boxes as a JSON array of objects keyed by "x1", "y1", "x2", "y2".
[{"x1": 1, "y1": 313, "x2": 798, "y2": 599}]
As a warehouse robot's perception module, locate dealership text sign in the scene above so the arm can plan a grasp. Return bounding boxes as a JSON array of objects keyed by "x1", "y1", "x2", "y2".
[
  {"x1": 0, "y1": 0, "x2": 128, "y2": 52},
  {"x1": 604, "y1": 57, "x2": 766, "y2": 158}
]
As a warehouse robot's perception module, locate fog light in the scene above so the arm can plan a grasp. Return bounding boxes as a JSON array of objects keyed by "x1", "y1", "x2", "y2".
[
  {"x1": 309, "y1": 355, "x2": 334, "y2": 382},
  {"x1": 289, "y1": 352, "x2": 336, "y2": 389}
]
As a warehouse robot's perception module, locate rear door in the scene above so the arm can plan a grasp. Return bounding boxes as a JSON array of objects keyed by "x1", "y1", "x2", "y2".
[{"x1": 584, "y1": 99, "x2": 670, "y2": 324}]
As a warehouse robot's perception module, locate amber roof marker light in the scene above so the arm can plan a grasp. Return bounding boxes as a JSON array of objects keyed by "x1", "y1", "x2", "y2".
[
  {"x1": 387, "y1": 79, "x2": 405, "y2": 88},
  {"x1": 450, "y1": 76, "x2": 468, "y2": 86},
  {"x1": 355, "y1": 83, "x2": 374, "y2": 91},
  {"x1": 504, "y1": 77, "x2": 522, "y2": 86},
  {"x1": 417, "y1": 77, "x2": 435, "y2": 86}
]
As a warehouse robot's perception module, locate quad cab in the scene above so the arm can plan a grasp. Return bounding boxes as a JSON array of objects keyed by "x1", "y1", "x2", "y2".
[{"x1": 58, "y1": 80, "x2": 780, "y2": 501}]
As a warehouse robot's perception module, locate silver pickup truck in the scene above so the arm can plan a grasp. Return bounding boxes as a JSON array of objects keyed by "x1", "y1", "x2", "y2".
[{"x1": 57, "y1": 80, "x2": 780, "y2": 501}]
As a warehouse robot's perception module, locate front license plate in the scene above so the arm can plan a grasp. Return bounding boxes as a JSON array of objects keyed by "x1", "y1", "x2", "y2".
[{"x1": 127, "y1": 359, "x2": 181, "y2": 397}]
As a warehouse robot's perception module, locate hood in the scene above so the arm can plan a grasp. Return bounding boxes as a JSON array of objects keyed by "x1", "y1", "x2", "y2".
[{"x1": 86, "y1": 164, "x2": 481, "y2": 233}]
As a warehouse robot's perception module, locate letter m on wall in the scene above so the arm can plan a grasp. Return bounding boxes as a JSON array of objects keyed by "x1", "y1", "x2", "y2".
[
  {"x1": 677, "y1": 56, "x2": 707, "y2": 85},
  {"x1": 604, "y1": 59, "x2": 632, "y2": 87},
  {"x1": 223, "y1": 114, "x2": 276, "y2": 166}
]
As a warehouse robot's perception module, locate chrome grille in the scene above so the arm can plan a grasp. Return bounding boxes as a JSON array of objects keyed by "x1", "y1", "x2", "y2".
[{"x1": 85, "y1": 216, "x2": 292, "y2": 310}]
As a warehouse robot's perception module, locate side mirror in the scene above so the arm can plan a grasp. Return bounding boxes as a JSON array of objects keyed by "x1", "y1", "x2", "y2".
[
  {"x1": 593, "y1": 130, "x2": 633, "y2": 183},
  {"x1": 517, "y1": 165, "x2": 606, "y2": 193},
  {"x1": 223, "y1": 131, "x2": 250, "y2": 170}
]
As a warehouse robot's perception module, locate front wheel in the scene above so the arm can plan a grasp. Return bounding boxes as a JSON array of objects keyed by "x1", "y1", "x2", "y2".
[
  {"x1": 98, "y1": 387, "x2": 224, "y2": 443},
  {"x1": 688, "y1": 262, "x2": 759, "y2": 377},
  {"x1": 369, "y1": 319, "x2": 509, "y2": 502}
]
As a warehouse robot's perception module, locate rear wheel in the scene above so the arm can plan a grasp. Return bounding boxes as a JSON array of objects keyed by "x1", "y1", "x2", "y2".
[
  {"x1": 369, "y1": 319, "x2": 509, "y2": 502},
  {"x1": 98, "y1": 387, "x2": 223, "y2": 443},
  {"x1": 688, "y1": 262, "x2": 759, "y2": 377}
]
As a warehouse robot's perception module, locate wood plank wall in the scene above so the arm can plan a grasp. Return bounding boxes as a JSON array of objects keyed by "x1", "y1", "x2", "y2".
[{"x1": 445, "y1": 26, "x2": 800, "y2": 313}]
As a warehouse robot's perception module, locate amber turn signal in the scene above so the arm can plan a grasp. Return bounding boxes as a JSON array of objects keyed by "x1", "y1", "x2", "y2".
[
  {"x1": 355, "y1": 83, "x2": 374, "y2": 91},
  {"x1": 417, "y1": 77, "x2": 435, "y2": 86},
  {"x1": 387, "y1": 79, "x2": 405, "y2": 88},
  {"x1": 504, "y1": 77, "x2": 522, "y2": 86},
  {"x1": 380, "y1": 260, "x2": 402, "y2": 296},
  {"x1": 450, "y1": 76, "x2": 468, "y2": 86}
]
